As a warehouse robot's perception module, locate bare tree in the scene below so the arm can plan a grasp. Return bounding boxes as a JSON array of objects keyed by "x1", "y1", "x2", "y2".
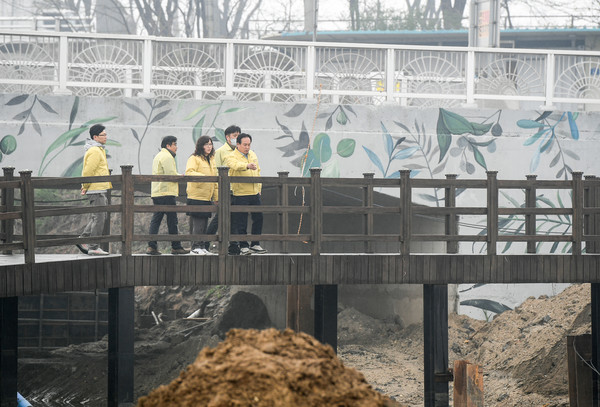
[
  {"x1": 439, "y1": 0, "x2": 466, "y2": 29},
  {"x1": 34, "y1": 0, "x2": 262, "y2": 37}
]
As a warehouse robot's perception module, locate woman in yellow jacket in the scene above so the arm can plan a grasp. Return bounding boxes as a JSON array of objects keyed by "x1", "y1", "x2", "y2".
[{"x1": 185, "y1": 136, "x2": 218, "y2": 255}]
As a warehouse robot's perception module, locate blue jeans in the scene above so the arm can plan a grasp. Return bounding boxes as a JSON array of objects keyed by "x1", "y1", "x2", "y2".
[
  {"x1": 148, "y1": 195, "x2": 183, "y2": 250},
  {"x1": 230, "y1": 194, "x2": 263, "y2": 249}
]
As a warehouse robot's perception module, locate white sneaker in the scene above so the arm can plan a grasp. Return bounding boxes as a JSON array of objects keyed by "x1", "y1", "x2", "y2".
[
  {"x1": 250, "y1": 245, "x2": 267, "y2": 254},
  {"x1": 192, "y1": 248, "x2": 207, "y2": 255},
  {"x1": 240, "y1": 247, "x2": 252, "y2": 255},
  {"x1": 88, "y1": 248, "x2": 109, "y2": 256}
]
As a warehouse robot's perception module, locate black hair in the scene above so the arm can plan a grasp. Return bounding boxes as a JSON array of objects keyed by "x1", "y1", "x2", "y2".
[
  {"x1": 161, "y1": 135, "x2": 177, "y2": 149},
  {"x1": 89, "y1": 124, "x2": 105, "y2": 139},
  {"x1": 194, "y1": 136, "x2": 215, "y2": 158},
  {"x1": 225, "y1": 125, "x2": 241, "y2": 136},
  {"x1": 237, "y1": 133, "x2": 252, "y2": 144}
]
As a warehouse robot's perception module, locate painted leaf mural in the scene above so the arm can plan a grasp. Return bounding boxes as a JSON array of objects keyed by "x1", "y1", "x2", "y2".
[{"x1": 519, "y1": 111, "x2": 580, "y2": 178}]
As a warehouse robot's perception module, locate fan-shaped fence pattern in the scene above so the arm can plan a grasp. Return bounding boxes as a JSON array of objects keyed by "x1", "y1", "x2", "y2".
[
  {"x1": 396, "y1": 50, "x2": 466, "y2": 108},
  {"x1": 0, "y1": 31, "x2": 599, "y2": 109},
  {"x1": 68, "y1": 40, "x2": 143, "y2": 97},
  {"x1": 0, "y1": 37, "x2": 57, "y2": 94},
  {"x1": 316, "y1": 49, "x2": 385, "y2": 105},
  {"x1": 152, "y1": 43, "x2": 224, "y2": 100},
  {"x1": 555, "y1": 56, "x2": 600, "y2": 110},
  {"x1": 234, "y1": 46, "x2": 304, "y2": 102},
  {"x1": 475, "y1": 53, "x2": 546, "y2": 109}
]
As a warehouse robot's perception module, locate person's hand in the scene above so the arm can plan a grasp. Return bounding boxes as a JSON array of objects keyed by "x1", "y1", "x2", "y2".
[
  {"x1": 247, "y1": 163, "x2": 257, "y2": 170},
  {"x1": 81, "y1": 188, "x2": 87, "y2": 195}
]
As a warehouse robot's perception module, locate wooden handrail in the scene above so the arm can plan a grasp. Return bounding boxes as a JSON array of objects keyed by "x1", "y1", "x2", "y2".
[{"x1": 0, "y1": 169, "x2": 596, "y2": 264}]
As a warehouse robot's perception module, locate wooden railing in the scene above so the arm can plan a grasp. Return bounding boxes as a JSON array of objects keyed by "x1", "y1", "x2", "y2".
[{"x1": 1, "y1": 165, "x2": 600, "y2": 265}]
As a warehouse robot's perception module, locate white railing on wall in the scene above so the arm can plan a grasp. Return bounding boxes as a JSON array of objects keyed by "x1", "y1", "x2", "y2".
[{"x1": 2, "y1": 30, "x2": 600, "y2": 110}]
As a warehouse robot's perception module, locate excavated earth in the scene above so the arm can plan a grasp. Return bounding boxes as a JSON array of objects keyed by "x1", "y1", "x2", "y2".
[{"x1": 17, "y1": 283, "x2": 591, "y2": 406}]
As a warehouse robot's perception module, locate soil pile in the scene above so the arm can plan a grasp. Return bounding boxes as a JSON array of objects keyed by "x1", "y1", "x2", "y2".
[
  {"x1": 137, "y1": 328, "x2": 399, "y2": 407},
  {"x1": 461, "y1": 283, "x2": 591, "y2": 401}
]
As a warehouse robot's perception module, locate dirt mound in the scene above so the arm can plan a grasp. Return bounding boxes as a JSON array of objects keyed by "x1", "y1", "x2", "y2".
[
  {"x1": 462, "y1": 283, "x2": 590, "y2": 399},
  {"x1": 137, "y1": 328, "x2": 399, "y2": 407}
]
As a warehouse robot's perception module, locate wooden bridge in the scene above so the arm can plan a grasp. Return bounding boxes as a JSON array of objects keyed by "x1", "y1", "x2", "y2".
[{"x1": 2, "y1": 166, "x2": 600, "y2": 406}]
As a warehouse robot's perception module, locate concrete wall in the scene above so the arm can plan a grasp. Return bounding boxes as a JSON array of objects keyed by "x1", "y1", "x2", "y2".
[{"x1": 1, "y1": 93, "x2": 598, "y2": 320}]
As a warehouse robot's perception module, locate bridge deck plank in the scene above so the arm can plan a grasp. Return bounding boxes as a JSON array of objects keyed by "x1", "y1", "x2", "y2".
[{"x1": 0, "y1": 254, "x2": 599, "y2": 297}]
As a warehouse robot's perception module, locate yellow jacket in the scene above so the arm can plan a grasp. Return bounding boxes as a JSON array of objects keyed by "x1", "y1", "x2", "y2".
[
  {"x1": 81, "y1": 143, "x2": 112, "y2": 192},
  {"x1": 151, "y1": 148, "x2": 179, "y2": 197},
  {"x1": 225, "y1": 149, "x2": 261, "y2": 196},
  {"x1": 214, "y1": 143, "x2": 236, "y2": 167},
  {"x1": 185, "y1": 155, "x2": 218, "y2": 201}
]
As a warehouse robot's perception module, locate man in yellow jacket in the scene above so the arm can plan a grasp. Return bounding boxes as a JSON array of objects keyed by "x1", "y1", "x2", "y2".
[
  {"x1": 78, "y1": 124, "x2": 112, "y2": 256},
  {"x1": 215, "y1": 125, "x2": 240, "y2": 167},
  {"x1": 205, "y1": 125, "x2": 240, "y2": 241},
  {"x1": 225, "y1": 133, "x2": 267, "y2": 255},
  {"x1": 147, "y1": 136, "x2": 189, "y2": 255}
]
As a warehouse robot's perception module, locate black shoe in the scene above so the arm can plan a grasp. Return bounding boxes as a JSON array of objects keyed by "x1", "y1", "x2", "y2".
[
  {"x1": 146, "y1": 247, "x2": 161, "y2": 255},
  {"x1": 171, "y1": 248, "x2": 190, "y2": 255},
  {"x1": 228, "y1": 245, "x2": 240, "y2": 255}
]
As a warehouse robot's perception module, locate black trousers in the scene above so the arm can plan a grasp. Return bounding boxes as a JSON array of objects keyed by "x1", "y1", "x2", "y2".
[{"x1": 148, "y1": 195, "x2": 183, "y2": 250}]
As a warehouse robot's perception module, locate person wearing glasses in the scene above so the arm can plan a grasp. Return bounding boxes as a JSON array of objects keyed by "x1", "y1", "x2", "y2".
[{"x1": 77, "y1": 124, "x2": 111, "y2": 256}]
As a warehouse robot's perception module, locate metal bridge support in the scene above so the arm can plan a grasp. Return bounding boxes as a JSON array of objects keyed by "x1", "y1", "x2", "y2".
[
  {"x1": 0, "y1": 297, "x2": 17, "y2": 407},
  {"x1": 108, "y1": 287, "x2": 134, "y2": 407},
  {"x1": 314, "y1": 285, "x2": 338, "y2": 353},
  {"x1": 424, "y1": 284, "x2": 449, "y2": 407}
]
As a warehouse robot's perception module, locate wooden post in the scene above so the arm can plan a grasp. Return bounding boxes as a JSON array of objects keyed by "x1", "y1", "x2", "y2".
[
  {"x1": 486, "y1": 171, "x2": 498, "y2": 256},
  {"x1": 0, "y1": 297, "x2": 17, "y2": 407},
  {"x1": 278, "y1": 171, "x2": 289, "y2": 254},
  {"x1": 286, "y1": 285, "x2": 314, "y2": 336},
  {"x1": 445, "y1": 174, "x2": 458, "y2": 254},
  {"x1": 309, "y1": 168, "x2": 324, "y2": 344},
  {"x1": 572, "y1": 171, "x2": 584, "y2": 255},
  {"x1": 400, "y1": 170, "x2": 411, "y2": 255},
  {"x1": 282, "y1": 171, "x2": 314, "y2": 335},
  {"x1": 525, "y1": 175, "x2": 537, "y2": 254},
  {"x1": 120, "y1": 166, "x2": 134, "y2": 257},
  {"x1": 363, "y1": 173, "x2": 374, "y2": 253},
  {"x1": 107, "y1": 287, "x2": 134, "y2": 407},
  {"x1": 453, "y1": 360, "x2": 484, "y2": 407},
  {"x1": 1, "y1": 167, "x2": 15, "y2": 255},
  {"x1": 586, "y1": 175, "x2": 600, "y2": 406},
  {"x1": 568, "y1": 334, "x2": 593, "y2": 406},
  {"x1": 19, "y1": 170, "x2": 35, "y2": 264},
  {"x1": 101, "y1": 169, "x2": 112, "y2": 253},
  {"x1": 217, "y1": 166, "x2": 230, "y2": 256},
  {"x1": 310, "y1": 168, "x2": 322, "y2": 257}
]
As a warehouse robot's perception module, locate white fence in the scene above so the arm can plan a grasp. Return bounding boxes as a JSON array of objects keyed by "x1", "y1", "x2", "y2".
[{"x1": 1, "y1": 30, "x2": 600, "y2": 110}]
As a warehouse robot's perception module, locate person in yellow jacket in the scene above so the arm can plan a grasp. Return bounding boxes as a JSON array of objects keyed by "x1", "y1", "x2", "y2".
[
  {"x1": 185, "y1": 136, "x2": 218, "y2": 255},
  {"x1": 77, "y1": 124, "x2": 112, "y2": 256},
  {"x1": 205, "y1": 125, "x2": 240, "y2": 240},
  {"x1": 214, "y1": 125, "x2": 240, "y2": 167},
  {"x1": 225, "y1": 133, "x2": 267, "y2": 255},
  {"x1": 147, "y1": 136, "x2": 189, "y2": 255}
]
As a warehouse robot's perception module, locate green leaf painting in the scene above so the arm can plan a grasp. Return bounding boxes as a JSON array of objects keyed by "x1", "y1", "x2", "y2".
[
  {"x1": 519, "y1": 111, "x2": 580, "y2": 178},
  {"x1": 337, "y1": 139, "x2": 356, "y2": 158},
  {"x1": 436, "y1": 108, "x2": 493, "y2": 163},
  {"x1": 0, "y1": 135, "x2": 17, "y2": 155},
  {"x1": 275, "y1": 105, "x2": 357, "y2": 177}
]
